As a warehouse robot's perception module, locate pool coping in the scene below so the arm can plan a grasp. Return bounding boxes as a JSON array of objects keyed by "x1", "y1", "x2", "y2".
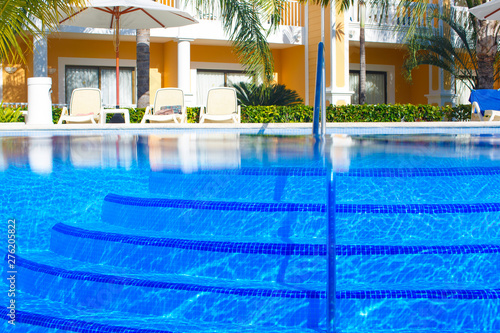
[{"x1": 2, "y1": 121, "x2": 500, "y2": 136}]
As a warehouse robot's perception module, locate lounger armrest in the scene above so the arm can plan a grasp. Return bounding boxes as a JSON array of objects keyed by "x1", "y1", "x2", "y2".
[
  {"x1": 471, "y1": 102, "x2": 483, "y2": 121},
  {"x1": 237, "y1": 105, "x2": 241, "y2": 123},
  {"x1": 181, "y1": 106, "x2": 188, "y2": 123},
  {"x1": 141, "y1": 106, "x2": 153, "y2": 124},
  {"x1": 58, "y1": 107, "x2": 69, "y2": 124},
  {"x1": 199, "y1": 106, "x2": 206, "y2": 123},
  {"x1": 471, "y1": 101, "x2": 480, "y2": 114}
]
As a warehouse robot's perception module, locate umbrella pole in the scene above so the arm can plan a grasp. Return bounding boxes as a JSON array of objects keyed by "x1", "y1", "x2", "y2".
[{"x1": 116, "y1": 15, "x2": 120, "y2": 109}]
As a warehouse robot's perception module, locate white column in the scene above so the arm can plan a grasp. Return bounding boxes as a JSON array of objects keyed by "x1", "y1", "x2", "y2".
[
  {"x1": 177, "y1": 38, "x2": 193, "y2": 93},
  {"x1": 33, "y1": 34, "x2": 48, "y2": 77},
  {"x1": 328, "y1": 6, "x2": 353, "y2": 105}
]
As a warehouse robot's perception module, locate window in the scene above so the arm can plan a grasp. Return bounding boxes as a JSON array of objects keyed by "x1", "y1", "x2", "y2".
[
  {"x1": 196, "y1": 70, "x2": 252, "y2": 104},
  {"x1": 65, "y1": 66, "x2": 135, "y2": 106},
  {"x1": 349, "y1": 71, "x2": 387, "y2": 104}
]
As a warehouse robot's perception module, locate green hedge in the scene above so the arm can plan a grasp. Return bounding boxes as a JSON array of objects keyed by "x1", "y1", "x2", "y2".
[
  {"x1": 242, "y1": 104, "x2": 471, "y2": 123},
  {"x1": 1, "y1": 103, "x2": 473, "y2": 123}
]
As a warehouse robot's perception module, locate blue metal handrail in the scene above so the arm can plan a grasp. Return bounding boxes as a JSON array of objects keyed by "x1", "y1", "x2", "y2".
[
  {"x1": 313, "y1": 42, "x2": 326, "y2": 138},
  {"x1": 313, "y1": 42, "x2": 336, "y2": 333}
]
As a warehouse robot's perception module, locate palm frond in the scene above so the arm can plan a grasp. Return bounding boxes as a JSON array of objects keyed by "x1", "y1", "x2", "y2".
[
  {"x1": 403, "y1": 3, "x2": 489, "y2": 89},
  {"x1": 0, "y1": 0, "x2": 84, "y2": 62},
  {"x1": 233, "y1": 81, "x2": 303, "y2": 106},
  {"x1": 300, "y1": 0, "x2": 353, "y2": 13},
  {"x1": 190, "y1": 0, "x2": 288, "y2": 83}
]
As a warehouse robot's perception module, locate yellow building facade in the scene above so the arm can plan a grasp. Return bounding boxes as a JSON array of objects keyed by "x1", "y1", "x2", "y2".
[{"x1": 0, "y1": 1, "x2": 461, "y2": 108}]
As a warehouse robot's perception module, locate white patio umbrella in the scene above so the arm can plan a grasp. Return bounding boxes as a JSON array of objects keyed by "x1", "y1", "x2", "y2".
[
  {"x1": 59, "y1": 0, "x2": 198, "y2": 108},
  {"x1": 469, "y1": 0, "x2": 500, "y2": 20}
]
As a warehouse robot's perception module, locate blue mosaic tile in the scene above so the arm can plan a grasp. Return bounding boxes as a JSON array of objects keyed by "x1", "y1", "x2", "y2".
[
  {"x1": 52, "y1": 223, "x2": 325, "y2": 256},
  {"x1": 53, "y1": 223, "x2": 500, "y2": 257},
  {"x1": 0, "y1": 308, "x2": 172, "y2": 332},
  {"x1": 337, "y1": 166, "x2": 500, "y2": 178},
  {"x1": 104, "y1": 193, "x2": 326, "y2": 213},
  {"x1": 153, "y1": 166, "x2": 500, "y2": 178},
  {"x1": 337, "y1": 289, "x2": 500, "y2": 299},
  {"x1": 12, "y1": 255, "x2": 322, "y2": 299},
  {"x1": 105, "y1": 193, "x2": 500, "y2": 214},
  {"x1": 7, "y1": 255, "x2": 500, "y2": 300},
  {"x1": 336, "y1": 203, "x2": 500, "y2": 214},
  {"x1": 154, "y1": 167, "x2": 327, "y2": 177}
]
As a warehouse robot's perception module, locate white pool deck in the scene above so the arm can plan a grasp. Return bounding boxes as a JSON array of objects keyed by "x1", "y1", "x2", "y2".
[{"x1": 1, "y1": 121, "x2": 500, "y2": 135}]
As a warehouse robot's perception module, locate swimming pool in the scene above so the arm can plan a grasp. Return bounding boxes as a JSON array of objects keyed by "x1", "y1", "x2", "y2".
[{"x1": 1, "y1": 131, "x2": 499, "y2": 332}]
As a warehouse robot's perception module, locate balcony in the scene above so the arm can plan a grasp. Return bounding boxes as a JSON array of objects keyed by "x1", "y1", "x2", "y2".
[
  {"x1": 348, "y1": 1, "x2": 472, "y2": 45},
  {"x1": 155, "y1": 0, "x2": 304, "y2": 45},
  {"x1": 157, "y1": 0, "x2": 303, "y2": 27}
]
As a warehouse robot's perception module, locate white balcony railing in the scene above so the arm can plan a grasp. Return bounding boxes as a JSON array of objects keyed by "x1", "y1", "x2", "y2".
[
  {"x1": 157, "y1": 0, "x2": 303, "y2": 27},
  {"x1": 348, "y1": 1, "x2": 439, "y2": 29}
]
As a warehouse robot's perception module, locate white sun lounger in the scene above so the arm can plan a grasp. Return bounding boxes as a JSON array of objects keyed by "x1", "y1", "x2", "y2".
[
  {"x1": 469, "y1": 89, "x2": 500, "y2": 121},
  {"x1": 141, "y1": 88, "x2": 187, "y2": 124},
  {"x1": 199, "y1": 87, "x2": 241, "y2": 123},
  {"x1": 58, "y1": 88, "x2": 103, "y2": 124}
]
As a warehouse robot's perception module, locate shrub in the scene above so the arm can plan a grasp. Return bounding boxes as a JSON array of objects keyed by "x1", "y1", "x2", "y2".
[
  {"x1": 326, "y1": 104, "x2": 444, "y2": 122},
  {"x1": 242, "y1": 105, "x2": 313, "y2": 123},
  {"x1": 0, "y1": 104, "x2": 24, "y2": 122},
  {"x1": 443, "y1": 104, "x2": 471, "y2": 121},
  {"x1": 187, "y1": 107, "x2": 200, "y2": 123},
  {"x1": 243, "y1": 103, "x2": 470, "y2": 123},
  {"x1": 233, "y1": 82, "x2": 303, "y2": 106},
  {"x1": 42, "y1": 103, "x2": 472, "y2": 124}
]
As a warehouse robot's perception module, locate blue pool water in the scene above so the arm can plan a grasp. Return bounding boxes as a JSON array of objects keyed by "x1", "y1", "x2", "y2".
[{"x1": 0, "y1": 132, "x2": 499, "y2": 332}]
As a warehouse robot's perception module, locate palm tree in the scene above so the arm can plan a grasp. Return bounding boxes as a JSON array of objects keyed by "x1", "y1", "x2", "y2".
[
  {"x1": 474, "y1": 9, "x2": 500, "y2": 88},
  {"x1": 0, "y1": 0, "x2": 83, "y2": 62},
  {"x1": 136, "y1": 29, "x2": 150, "y2": 108},
  {"x1": 400, "y1": 0, "x2": 500, "y2": 89},
  {"x1": 403, "y1": 5, "x2": 484, "y2": 90}
]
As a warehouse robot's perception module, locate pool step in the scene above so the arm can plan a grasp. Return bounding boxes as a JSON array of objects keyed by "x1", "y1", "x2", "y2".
[
  {"x1": 12, "y1": 252, "x2": 500, "y2": 331},
  {"x1": 336, "y1": 172, "x2": 500, "y2": 204},
  {"x1": 149, "y1": 167, "x2": 500, "y2": 205},
  {"x1": 101, "y1": 193, "x2": 326, "y2": 238},
  {"x1": 102, "y1": 193, "x2": 500, "y2": 242},
  {"x1": 2, "y1": 292, "x2": 319, "y2": 333},
  {"x1": 149, "y1": 168, "x2": 325, "y2": 204},
  {"x1": 15, "y1": 251, "x2": 325, "y2": 328},
  {"x1": 51, "y1": 222, "x2": 500, "y2": 286},
  {"x1": 50, "y1": 222, "x2": 326, "y2": 283}
]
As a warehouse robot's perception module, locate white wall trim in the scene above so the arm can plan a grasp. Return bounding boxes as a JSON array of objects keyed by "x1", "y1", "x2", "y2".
[
  {"x1": 57, "y1": 57, "x2": 136, "y2": 104},
  {"x1": 190, "y1": 62, "x2": 246, "y2": 71},
  {"x1": 349, "y1": 63, "x2": 396, "y2": 104}
]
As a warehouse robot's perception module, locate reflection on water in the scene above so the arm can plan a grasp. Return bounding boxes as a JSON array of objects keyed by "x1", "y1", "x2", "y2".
[
  {"x1": 149, "y1": 134, "x2": 241, "y2": 172},
  {"x1": 29, "y1": 137, "x2": 53, "y2": 174},
  {"x1": 330, "y1": 134, "x2": 354, "y2": 172},
  {"x1": 70, "y1": 135, "x2": 137, "y2": 170},
  {"x1": 2, "y1": 133, "x2": 500, "y2": 174}
]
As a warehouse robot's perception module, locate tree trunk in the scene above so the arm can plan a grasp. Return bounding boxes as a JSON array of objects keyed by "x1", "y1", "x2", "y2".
[
  {"x1": 475, "y1": 20, "x2": 500, "y2": 89},
  {"x1": 359, "y1": 2, "x2": 366, "y2": 104},
  {"x1": 136, "y1": 29, "x2": 150, "y2": 108}
]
